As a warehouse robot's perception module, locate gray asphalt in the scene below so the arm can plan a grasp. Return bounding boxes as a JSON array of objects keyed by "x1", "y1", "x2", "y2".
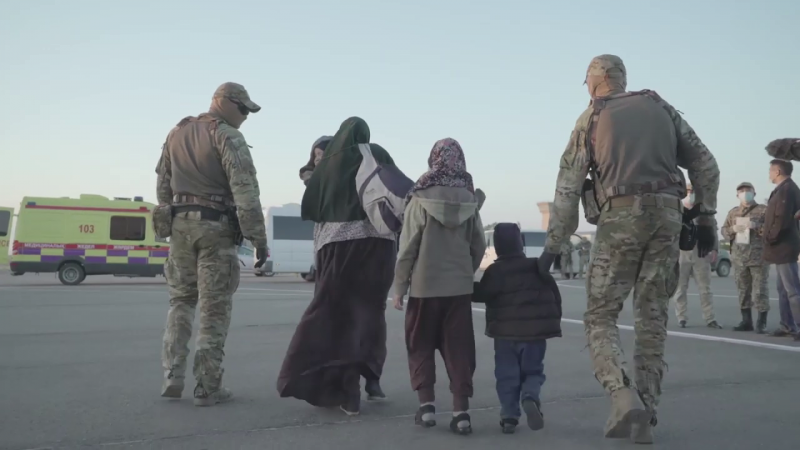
[{"x1": 1, "y1": 268, "x2": 798, "y2": 450}]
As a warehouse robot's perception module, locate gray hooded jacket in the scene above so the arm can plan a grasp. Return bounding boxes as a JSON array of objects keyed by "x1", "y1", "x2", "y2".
[{"x1": 394, "y1": 186, "x2": 486, "y2": 298}]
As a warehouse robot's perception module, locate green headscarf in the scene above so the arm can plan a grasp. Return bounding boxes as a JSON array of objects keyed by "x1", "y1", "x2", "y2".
[{"x1": 301, "y1": 117, "x2": 395, "y2": 223}]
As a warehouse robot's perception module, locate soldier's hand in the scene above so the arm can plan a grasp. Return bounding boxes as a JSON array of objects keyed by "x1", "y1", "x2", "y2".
[
  {"x1": 696, "y1": 226, "x2": 716, "y2": 258},
  {"x1": 254, "y1": 246, "x2": 268, "y2": 269},
  {"x1": 537, "y1": 251, "x2": 556, "y2": 276}
]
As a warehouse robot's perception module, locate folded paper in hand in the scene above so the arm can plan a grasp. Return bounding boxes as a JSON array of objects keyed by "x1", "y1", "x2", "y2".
[{"x1": 735, "y1": 217, "x2": 750, "y2": 245}]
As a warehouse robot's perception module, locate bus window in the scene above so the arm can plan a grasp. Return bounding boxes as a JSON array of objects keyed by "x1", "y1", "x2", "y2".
[
  {"x1": 273, "y1": 216, "x2": 315, "y2": 241},
  {"x1": 521, "y1": 232, "x2": 546, "y2": 247},
  {"x1": 0, "y1": 210, "x2": 9, "y2": 237},
  {"x1": 485, "y1": 231, "x2": 493, "y2": 247}
]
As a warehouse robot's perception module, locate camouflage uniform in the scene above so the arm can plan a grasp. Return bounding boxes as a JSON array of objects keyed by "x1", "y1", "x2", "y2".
[
  {"x1": 720, "y1": 185, "x2": 769, "y2": 332},
  {"x1": 544, "y1": 55, "x2": 719, "y2": 443},
  {"x1": 156, "y1": 82, "x2": 267, "y2": 406},
  {"x1": 560, "y1": 240, "x2": 574, "y2": 279},
  {"x1": 577, "y1": 238, "x2": 592, "y2": 278}
]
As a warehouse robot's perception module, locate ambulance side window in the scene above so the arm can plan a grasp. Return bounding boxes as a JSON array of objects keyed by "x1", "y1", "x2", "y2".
[
  {"x1": 110, "y1": 216, "x2": 146, "y2": 241},
  {"x1": 0, "y1": 210, "x2": 9, "y2": 237}
]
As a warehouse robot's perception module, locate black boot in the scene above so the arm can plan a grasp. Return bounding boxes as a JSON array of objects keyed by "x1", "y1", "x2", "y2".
[
  {"x1": 733, "y1": 309, "x2": 754, "y2": 331},
  {"x1": 756, "y1": 311, "x2": 768, "y2": 334}
]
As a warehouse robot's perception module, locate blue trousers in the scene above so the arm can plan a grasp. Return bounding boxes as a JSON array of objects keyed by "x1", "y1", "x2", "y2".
[
  {"x1": 775, "y1": 263, "x2": 800, "y2": 332},
  {"x1": 494, "y1": 339, "x2": 547, "y2": 419}
]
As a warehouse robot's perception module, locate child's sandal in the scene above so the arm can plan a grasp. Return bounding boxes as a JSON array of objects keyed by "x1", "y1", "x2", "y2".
[
  {"x1": 415, "y1": 404, "x2": 436, "y2": 428},
  {"x1": 450, "y1": 413, "x2": 472, "y2": 435}
]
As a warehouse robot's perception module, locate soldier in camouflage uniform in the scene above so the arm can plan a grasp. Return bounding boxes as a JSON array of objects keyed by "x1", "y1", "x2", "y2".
[
  {"x1": 541, "y1": 55, "x2": 719, "y2": 444},
  {"x1": 576, "y1": 237, "x2": 592, "y2": 278},
  {"x1": 720, "y1": 182, "x2": 770, "y2": 333},
  {"x1": 672, "y1": 183, "x2": 723, "y2": 330},
  {"x1": 155, "y1": 82, "x2": 268, "y2": 406},
  {"x1": 560, "y1": 239, "x2": 574, "y2": 279}
]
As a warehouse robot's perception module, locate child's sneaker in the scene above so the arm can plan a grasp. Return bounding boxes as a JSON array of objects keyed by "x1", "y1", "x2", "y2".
[
  {"x1": 522, "y1": 398, "x2": 544, "y2": 430},
  {"x1": 500, "y1": 417, "x2": 518, "y2": 434}
]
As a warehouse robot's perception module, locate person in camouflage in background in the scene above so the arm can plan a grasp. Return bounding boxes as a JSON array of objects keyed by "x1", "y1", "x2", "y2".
[
  {"x1": 155, "y1": 82, "x2": 268, "y2": 406},
  {"x1": 559, "y1": 239, "x2": 574, "y2": 279},
  {"x1": 576, "y1": 236, "x2": 592, "y2": 278},
  {"x1": 540, "y1": 55, "x2": 719, "y2": 444},
  {"x1": 672, "y1": 183, "x2": 723, "y2": 330},
  {"x1": 720, "y1": 182, "x2": 770, "y2": 333}
]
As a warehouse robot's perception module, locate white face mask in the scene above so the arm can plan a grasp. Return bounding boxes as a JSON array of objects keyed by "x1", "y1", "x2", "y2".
[
  {"x1": 738, "y1": 191, "x2": 755, "y2": 203},
  {"x1": 686, "y1": 193, "x2": 695, "y2": 205}
]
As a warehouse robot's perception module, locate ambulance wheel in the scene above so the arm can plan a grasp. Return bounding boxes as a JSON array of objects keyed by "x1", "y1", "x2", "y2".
[
  {"x1": 58, "y1": 263, "x2": 86, "y2": 286},
  {"x1": 254, "y1": 271, "x2": 264, "y2": 277}
]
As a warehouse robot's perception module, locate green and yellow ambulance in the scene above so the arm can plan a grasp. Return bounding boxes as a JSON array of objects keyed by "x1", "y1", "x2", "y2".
[
  {"x1": 9, "y1": 194, "x2": 169, "y2": 285},
  {"x1": 0, "y1": 206, "x2": 13, "y2": 268}
]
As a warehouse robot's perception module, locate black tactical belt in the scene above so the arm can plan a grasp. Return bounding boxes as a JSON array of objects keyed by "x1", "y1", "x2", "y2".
[{"x1": 172, "y1": 205, "x2": 227, "y2": 221}]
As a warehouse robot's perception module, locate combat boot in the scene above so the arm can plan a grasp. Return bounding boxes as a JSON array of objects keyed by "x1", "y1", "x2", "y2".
[
  {"x1": 733, "y1": 309, "x2": 754, "y2": 332},
  {"x1": 194, "y1": 383, "x2": 233, "y2": 407},
  {"x1": 160, "y1": 369, "x2": 185, "y2": 398},
  {"x1": 631, "y1": 419, "x2": 655, "y2": 444},
  {"x1": 604, "y1": 387, "x2": 651, "y2": 439},
  {"x1": 756, "y1": 311, "x2": 768, "y2": 334}
]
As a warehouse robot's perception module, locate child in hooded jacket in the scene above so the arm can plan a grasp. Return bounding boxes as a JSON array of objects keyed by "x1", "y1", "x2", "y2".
[{"x1": 473, "y1": 223, "x2": 562, "y2": 434}]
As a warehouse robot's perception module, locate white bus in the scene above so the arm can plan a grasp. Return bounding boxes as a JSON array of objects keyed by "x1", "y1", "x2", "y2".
[
  {"x1": 253, "y1": 203, "x2": 316, "y2": 281},
  {"x1": 480, "y1": 228, "x2": 583, "y2": 277}
]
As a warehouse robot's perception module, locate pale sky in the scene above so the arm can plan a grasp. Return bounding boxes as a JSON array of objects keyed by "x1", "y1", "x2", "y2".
[{"x1": 1, "y1": 0, "x2": 797, "y2": 233}]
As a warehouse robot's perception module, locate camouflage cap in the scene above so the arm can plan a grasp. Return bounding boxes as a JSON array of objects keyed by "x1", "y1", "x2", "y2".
[
  {"x1": 736, "y1": 182, "x2": 755, "y2": 191},
  {"x1": 213, "y1": 82, "x2": 261, "y2": 113},
  {"x1": 584, "y1": 54, "x2": 627, "y2": 84}
]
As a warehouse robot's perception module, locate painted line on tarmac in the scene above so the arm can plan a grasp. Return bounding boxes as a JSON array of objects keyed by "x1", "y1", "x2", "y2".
[
  {"x1": 471, "y1": 283, "x2": 800, "y2": 353},
  {"x1": 555, "y1": 282, "x2": 779, "y2": 302}
]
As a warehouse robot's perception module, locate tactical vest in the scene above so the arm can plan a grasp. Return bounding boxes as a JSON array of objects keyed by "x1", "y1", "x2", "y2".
[
  {"x1": 165, "y1": 115, "x2": 235, "y2": 210},
  {"x1": 580, "y1": 90, "x2": 686, "y2": 225}
]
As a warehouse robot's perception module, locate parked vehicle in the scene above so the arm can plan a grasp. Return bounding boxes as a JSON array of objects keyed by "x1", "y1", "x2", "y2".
[
  {"x1": 711, "y1": 249, "x2": 731, "y2": 277},
  {"x1": 9, "y1": 194, "x2": 168, "y2": 285},
  {"x1": 253, "y1": 203, "x2": 315, "y2": 281}
]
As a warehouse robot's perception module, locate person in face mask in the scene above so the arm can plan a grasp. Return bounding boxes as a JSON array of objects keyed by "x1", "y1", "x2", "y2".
[
  {"x1": 720, "y1": 182, "x2": 769, "y2": 333},
  {"x1": 673, "y1": 183, "x2": 723, "y2": 330}
]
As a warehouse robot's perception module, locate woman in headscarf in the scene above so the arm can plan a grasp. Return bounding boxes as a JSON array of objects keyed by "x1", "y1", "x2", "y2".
[
  {"x1": 277, "y1": 117, "x2": 396, "y2": 416},
  {"x1": 299, "y1": 136, "x2": 333, "y2": 186},
  {"x1": 393, "y1": 138, "x2": 487, "y2": 435}
]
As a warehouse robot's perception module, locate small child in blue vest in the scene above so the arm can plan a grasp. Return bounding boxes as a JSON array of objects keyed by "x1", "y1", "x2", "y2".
[{"x1": 473, "y1": 223, "x2": 562, "y2": 434}]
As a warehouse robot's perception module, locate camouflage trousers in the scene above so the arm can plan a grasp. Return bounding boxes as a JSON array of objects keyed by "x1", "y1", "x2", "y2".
[
  {"x1": 561, "y1": 254, "x2": 573, "y2": 278},
  {"x1": 578, "y1": 253, "x2": 590, "y2": 278},
  {"x1": 734, "y1": 263, "x2": 770, "y2": 312},
  {"x1": 673, "y1": 253, "x2": 715, "y2": 324},
  {"x1": 584, "y1": 202, "x2": 682, "y2": 417},
  {"x1": 161, "y1": 213, "x2": 240, "y2": 392}
]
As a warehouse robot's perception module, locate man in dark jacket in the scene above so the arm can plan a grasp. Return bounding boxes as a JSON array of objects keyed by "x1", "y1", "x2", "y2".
[
  {"x1": 474, "y1": 223, "x2": 562, "y2": 434},
  {"x1": 764, "y1": 159, "x2": 800, "y2": 340}
]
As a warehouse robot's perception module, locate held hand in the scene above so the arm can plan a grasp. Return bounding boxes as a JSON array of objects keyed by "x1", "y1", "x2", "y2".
[
  {"x1": 254, "y1": 247, "x2": 268, "y2": 269},
  {"x1": 393, "y1": 294, "x2": 404, "y2": 311},
  {"x1": 537, "y1": 251, "x2": 556, "y2": 276},
  {"x1": 696, "y1": 225, "x2": 716, "y2": 258}
]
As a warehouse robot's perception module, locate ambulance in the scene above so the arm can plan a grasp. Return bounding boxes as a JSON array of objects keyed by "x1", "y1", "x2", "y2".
[
  {"x1": 9, "y1": 194, "x2": 169, "y2": 286},
  {"x1": 0, "y1": 206, "x2": 13, "y2": 268}
]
